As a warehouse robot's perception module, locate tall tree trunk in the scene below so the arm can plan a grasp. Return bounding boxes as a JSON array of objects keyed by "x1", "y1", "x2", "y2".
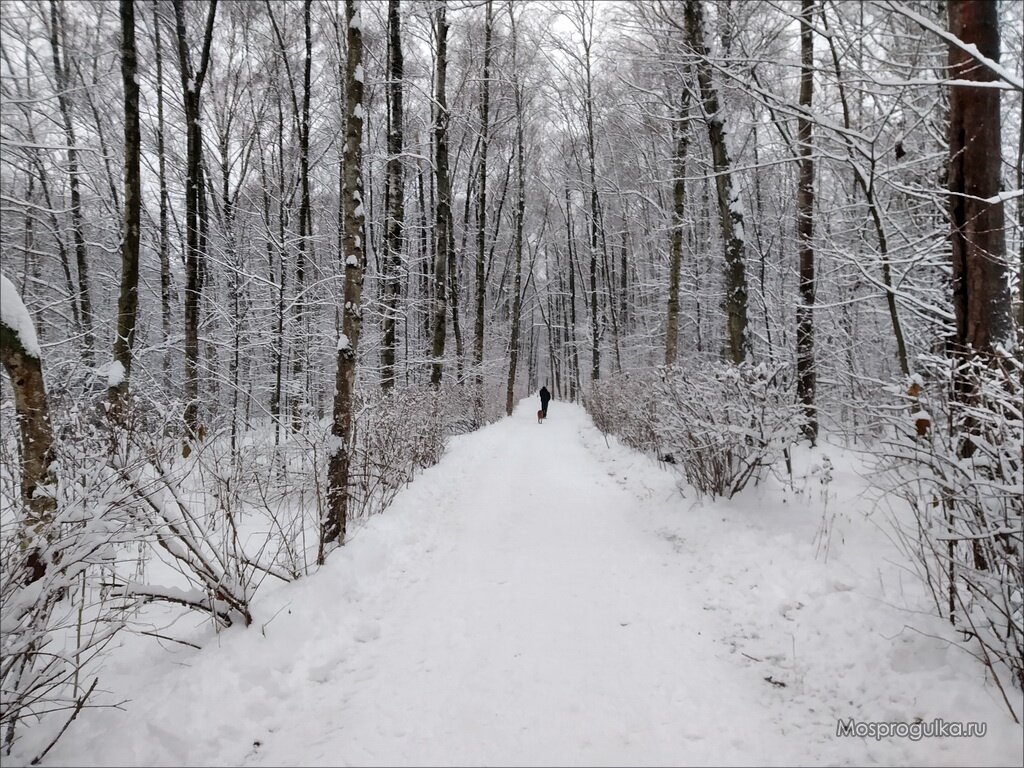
[
  {"x1": 48, "y1": 0, "x2": 94, "y2": 365},
  {"x1": 580, "y1": 8, "x2": 601, "y2": 382},
  {"x1": 684, "y1": 0, "x2": 750, "y2": 364},
  {"x1": 665, "y1": 90, "x2": 689, "y2": 366},
  {"x1": 1, "y1": 275, "x2": 56, "y2": 584},
  {"x1": 323, "y1": 0, "x2": 365, "y2": 556},
  {"x1": 430, "y1": 2, "x2": 452, "y2": 387},
  {"x1": 291, "y1": 0, "x2": 313, "y2": 431},
  {"x1": 109, "y1": 0, "x2": 142, "y2": 423},
  {"x1": 381, "y1": 0, "x2": 404, "y2": 391},
  {"x1": 172, "y1": 0, "x2": 218, "y2": 441},
  {"x1": 796, "y1": 0, "x2": 817, "y2": 443},
  {"x1": 154, "y1": 0, "x2": 173, "y2": 391},
  {"x1": 947, "y1": 0, "x2": 1013, "y2": 453},
  {"x1": 565, "y1": 184, "x2": 581, "y2": 400},
  {"x1": 505, "y1": 6, "x2": 525, "y2": 417},
  {"x1": 474, "y1": 0, "x2": 493, "y2": 419}
]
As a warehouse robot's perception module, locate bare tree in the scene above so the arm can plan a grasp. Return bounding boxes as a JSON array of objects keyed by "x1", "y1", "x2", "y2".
[
  {"x1": 665, "y1": 89, "x2": 689, "y2": 366},
  {"x1": 47, "y1": 0, "x2": 95, "y2": 365},
  {"x1": 381, "y1": 0, "x2": 404, "y2": 392},
  {"x1": 430, "y1": 1, "x2": 452, "y2": 387},
  {"x1": 109, "y1": 0, "x2": 142, "y2": 423},
  {"x1": 474, "y1": 0, "x2": 493, "y2": 417},
  {"x1": 153, "y1": 0, "x2": 174, "y2": 390},
  {"x1": 796, "y1": 0, "x2": 816, "y2": 442},
  {"x1": 683, "y1": 0, "x2": 750, "y2": 364},
  {"x1": 172, "y1": 0, "x2": 218, "y2": 440},
  {"x1": 505, "y1": 4, "x2": 526, "y2": 416}
]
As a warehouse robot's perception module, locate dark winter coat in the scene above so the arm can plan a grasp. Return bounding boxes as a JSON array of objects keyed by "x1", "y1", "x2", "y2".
[{"x1": 539, "y1": 386, "x2": 551, "y2": 414}]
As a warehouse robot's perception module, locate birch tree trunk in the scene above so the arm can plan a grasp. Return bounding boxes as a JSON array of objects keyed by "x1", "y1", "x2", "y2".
[
  {"x1": 323, "y1": 0, "x2": 365, "y2": 556},
  {"x1": 109, "y1": 0, "x2": 142, "y2": 423},
  {"x1": 684, "y1": 0, "x2": 750, "y2": 364},
  {"x1": 1, "y1": 275, "x2": 56, "y2": 584}
]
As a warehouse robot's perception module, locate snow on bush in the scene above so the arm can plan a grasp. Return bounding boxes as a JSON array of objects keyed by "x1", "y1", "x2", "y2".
[
  {"x1": 875, "y1": 350, "x2": 1023, "y2": 705},
  {"x1": 588, "y1": 362, "x2": 805, "y2": 498}
]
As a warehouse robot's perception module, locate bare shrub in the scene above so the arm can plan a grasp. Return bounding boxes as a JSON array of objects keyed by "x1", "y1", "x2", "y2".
[
  {"x1": 877, "y1": 350, "x2": 1022, "y2": 715},
  {"x1": 588, "y1": 362, "x2": 804, "y2": 498}
]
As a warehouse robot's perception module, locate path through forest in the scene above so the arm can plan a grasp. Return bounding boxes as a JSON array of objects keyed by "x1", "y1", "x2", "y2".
[{"x1": 30, "y1": 401, "x2": 1022, "y2": 767}]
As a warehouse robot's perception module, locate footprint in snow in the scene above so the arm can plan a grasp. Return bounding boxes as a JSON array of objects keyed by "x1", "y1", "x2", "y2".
[{"x1": 354, "y1": 620, "x2": 381, "y2": 643}]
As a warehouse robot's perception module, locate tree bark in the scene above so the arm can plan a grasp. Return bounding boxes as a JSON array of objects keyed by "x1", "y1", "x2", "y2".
[
  {"x1": 291, "y1": 0, "x2": 313, "y2": 431},
  {"x1": 684, "y1": 0, "x2": 750, "y2": 364},
  {"x1": 947, "y1": 0, "x2": 1013, "y2": 459},
  {"x1": 665, "y1": 90, "x2": 689, "y2": 366},
  {"x1": 579, "y1": 6, "x2": 602, "y2": 382},
  {"x1": 381, "y1": 0, "x2": 405, "y2": 392},
  {"x1": 153, "y1": 0, "x2": 173, "y2": 391},
  {"x1": 948, "y1": 0, "x2": 1013, "y2": 358},
  {"x1": 1, "y1": 276, "x2": 56, "y2": 584},
  {"x1": 474, "y1": 0, "x2": 493, "y2": 419},
  {"x1": 109, "y1": 0, "x2": 142, "y2": 423},
  {"x1": 172, "y1": 0, "x2": 218, "y2": 441},
  {"x1": 505, "y1": 6, "x2": 526, "y2": 417},
  {"x1": 430, "y1": 2, "x2": 452, "y2": 387},
  {"x1": 323, "y1": 0, "x2": 365, "y2": 556},
  {"x1": 796, "y1": 0, "x2": 817, "y2": 443}
]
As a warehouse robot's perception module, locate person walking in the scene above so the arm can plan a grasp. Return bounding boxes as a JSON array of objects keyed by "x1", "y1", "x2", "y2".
[{"x1": 539, "y1": 385, "x2": 551, "y2": 418}]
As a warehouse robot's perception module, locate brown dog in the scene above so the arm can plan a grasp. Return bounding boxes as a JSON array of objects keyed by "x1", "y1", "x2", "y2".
[{"x1": 537, "y1": 409, "x2": 546, "y2": 424}]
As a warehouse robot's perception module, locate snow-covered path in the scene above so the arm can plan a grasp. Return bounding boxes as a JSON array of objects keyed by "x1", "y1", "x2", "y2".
[
  {"x1": 295, "y1": 401, "x2": 796, "y2": 766},
  {"x1": 27, "y1": 401, "x2": 1023, "y2": 767}
]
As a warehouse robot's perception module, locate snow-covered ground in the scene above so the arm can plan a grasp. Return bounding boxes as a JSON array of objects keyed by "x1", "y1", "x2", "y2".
[{"x1": 14, "y1": 400, "x2": 1023, "y2": 766}]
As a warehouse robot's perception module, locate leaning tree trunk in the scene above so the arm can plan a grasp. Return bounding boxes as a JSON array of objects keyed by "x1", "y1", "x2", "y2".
[
  {"x1": 48, "y1": 0, "x2": 94, "y2": 365},
  {"x1": 1, "y1": 275, "x2": 56, "y2": 584},
  {"x1": 796, "y1": 0, "x2": 817, "y2": 443},
  {"x1": 322, "y1": 0, "x2": 365, "y2": 558},
  {"x1": 381, "y1": 0, "x2": 404, "y2": 392},
  {"x1": 430, "y1": 2, "x2": 452, "y2": 387},
  {"x1": 684, "y1": 0, "x2": 750, "y2": 364},
  {"x1": 109, "y1": 0, "x2": 142, "y2": 424},
  {"x1": 819, "y1": 5, "x2": 909, "y2": 377}
]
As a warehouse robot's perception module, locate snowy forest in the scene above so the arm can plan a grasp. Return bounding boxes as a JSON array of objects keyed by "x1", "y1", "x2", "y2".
[{"x1": 1, "y1": 0, "x2": 1022, "y2": 764}]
